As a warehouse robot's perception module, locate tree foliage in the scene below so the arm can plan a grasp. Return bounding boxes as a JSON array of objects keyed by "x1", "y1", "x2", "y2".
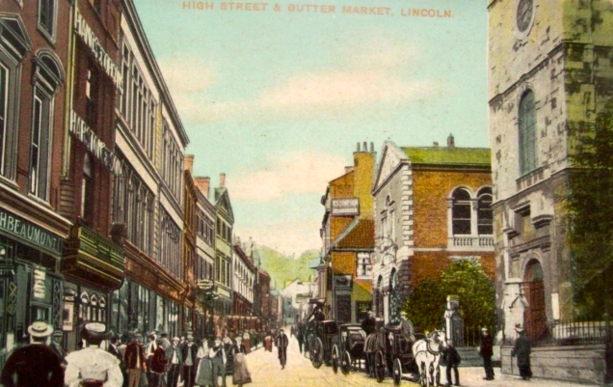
[
  {"x1": 403, "y1": 260, "x2": 496, "y2": 332},
  {"x1": 567, "y1": 102, "x2": 613, "y2": 318}
]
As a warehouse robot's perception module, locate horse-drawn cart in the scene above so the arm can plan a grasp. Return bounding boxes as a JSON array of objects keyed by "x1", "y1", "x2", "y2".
[{"x1": 331, "y1": 323, "x2": 367, "y2": 375}]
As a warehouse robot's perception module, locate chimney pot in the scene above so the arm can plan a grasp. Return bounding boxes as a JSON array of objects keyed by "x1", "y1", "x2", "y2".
[
  {"x1": 357, "y1": 142, "x2": 360, "y2": 152},
  {"x1": 184, "y1": 155, "x2": 195, "y2": 173},
  {"x1": 220, "y1": 173, "x2": 226, "y2": 188},
  {"x1": 363, "y1": 142, "x2": 367, "y2": 152},
  {"x1": 447, "y1": 133, "x2": 455, "y2": 149},
  {"x1": 370, "y1": 142, "x2": 374, "y2": 153},
  {"x1": 194, "y1": 176, "x2": 211, "y2": 198}
]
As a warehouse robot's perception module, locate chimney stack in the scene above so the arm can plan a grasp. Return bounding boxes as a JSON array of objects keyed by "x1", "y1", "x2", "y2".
[
  {"x1": 447, "y1": 133, "x2": 455, "y2": 149},
  {"x1": 357, "y1": 142, "x2": 361, "y2": 152},
  {"x1": 184, "y1": 154, "x2": 194, "y2": 173},
  {"x1": 194, "y1": 177, "x2": 211, "y2": 198},
  {"x1": 370, "y1": 142, "x2": 374, "y2": 153},
  {"x1": 220, "y1": 173, "x2": 226, "y2": 188},
  {"x1": 433, "y1": 142, "x2": 439, "y2": 147}
]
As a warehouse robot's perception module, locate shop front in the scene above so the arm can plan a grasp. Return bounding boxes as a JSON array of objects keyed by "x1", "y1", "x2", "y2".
[{"x1": 0, "y1": 207, "x2": 68, "y2": 368}]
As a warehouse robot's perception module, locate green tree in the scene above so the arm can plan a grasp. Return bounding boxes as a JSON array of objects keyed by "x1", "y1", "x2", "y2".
[
  {"x1": 567, "y1": 102, "x2": 613, "y2": 319},
  {"x1": 403, "y1": 260, "x2": 496, "y2": 331}
]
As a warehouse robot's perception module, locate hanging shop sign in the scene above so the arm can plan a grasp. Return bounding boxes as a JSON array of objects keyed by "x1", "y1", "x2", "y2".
[
  {"x1": 73, "y1": 7, "x2": 122, "y2": 87},
  {"x1": 33, "y1": 269, "x2": 46, "y2": 299},
  {"x1": 0, "y1": 208, "x2": 63, "y2": 256}
]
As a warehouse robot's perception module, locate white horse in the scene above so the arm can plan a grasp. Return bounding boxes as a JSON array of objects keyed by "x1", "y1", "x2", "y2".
[{"x1": 411, "y1": 330, "x2": 447, "y2": 387}]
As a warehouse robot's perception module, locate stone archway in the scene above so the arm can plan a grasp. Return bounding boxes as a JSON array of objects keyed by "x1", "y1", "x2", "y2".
[{"x1": 523, "y1": 259, "x2": 546, "y2": 341}]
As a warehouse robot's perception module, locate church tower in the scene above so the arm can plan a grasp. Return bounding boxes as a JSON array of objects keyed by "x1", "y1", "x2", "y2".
[{"x1": 489, "y1": 1, "x2": 613, "y2": 382}]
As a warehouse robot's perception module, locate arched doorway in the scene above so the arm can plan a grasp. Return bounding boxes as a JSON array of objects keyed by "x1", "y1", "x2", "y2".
[{"x1": 523, "y1": 259, "x2": 546, "y2": 341}]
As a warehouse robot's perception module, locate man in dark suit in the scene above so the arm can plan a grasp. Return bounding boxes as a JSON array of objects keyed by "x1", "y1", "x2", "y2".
[
  {"x1": 125, "y1": 332, "x2": 147, "y2": 387},
  {"x1": 1, "y1": 321, "x2": 64, "y2": 387},
  {"x1": 49, "y1": 329, "x2": 67, "y2": 368},
  {"x1": 181, "y1": 334, "x2": 198, "y2": 387},
  {"x1": 165, "y1": 337, "x2": 183, "y2": 387},
  {"x1": 108, "y1": 334, "x2": 126, "y2": 385},
  {"x1": 274, "y1": 329, "x2": 289, "y2": 370},
  {"x1": 479, "y1": 327, "x2": 494, "y2": 380}
]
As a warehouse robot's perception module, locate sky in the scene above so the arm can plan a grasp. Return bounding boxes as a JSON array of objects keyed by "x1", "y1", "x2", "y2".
[{"x1": 132, "y1": 0, "x2": 489, "y2": 257}]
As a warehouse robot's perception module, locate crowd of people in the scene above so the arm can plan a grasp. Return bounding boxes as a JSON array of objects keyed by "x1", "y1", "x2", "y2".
[{"x1": 0, "y1": 320, "x2": 267, "y2": 387}]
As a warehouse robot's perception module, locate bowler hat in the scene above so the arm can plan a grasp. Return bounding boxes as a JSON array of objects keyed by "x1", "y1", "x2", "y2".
[{"x1": 27, "y1": 321, "x2": 54, "y2": 338}]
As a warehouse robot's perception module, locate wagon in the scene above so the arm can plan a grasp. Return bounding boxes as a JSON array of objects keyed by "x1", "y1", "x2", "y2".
[
  {"x1": 306, "y1": 319, "x2": 340, "y2": 368},
  {"x1": 331, "y1": 323, "x2": 367, "y2": 375}
]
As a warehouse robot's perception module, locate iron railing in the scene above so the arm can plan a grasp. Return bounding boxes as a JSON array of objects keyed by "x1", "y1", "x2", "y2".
[{"x1": 502, "y1": 318, "x2": 610, "y2": 347}]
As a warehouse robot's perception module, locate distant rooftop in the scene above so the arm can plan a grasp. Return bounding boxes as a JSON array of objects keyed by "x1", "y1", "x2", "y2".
[{"x1": 402, "y1": 147, "x2": 491, "y2": 166}]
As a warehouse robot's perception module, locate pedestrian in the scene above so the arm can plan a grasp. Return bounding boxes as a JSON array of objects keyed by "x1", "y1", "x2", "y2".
[
  {"x1": 361, "y1": 311, "x2": 377, "y2": 336},
  {"x1": 274, "y1": 329, "x2": 289, "y2": 370},
  {"x1": 49, "y1": 329, "x2": 67, "y2": 368},
  {"x1": 442, "y1": 339, "x2": 461, "y2": 386},
  {"x1": 0, "y1": 320, "x2": 64, "y2": 387},
  {"x1": 125, "y1": 332, "x2": 148, "y2": 387},
  {"x1": 263, "y1": 332, "x2": 273, "y2": 352},
  {"x1": 210, "y1": 338, "x2": 227, "y2": 387},
  {"x1": 64, "y1": 322, "x2": 123, "y2": 387},
  {"x1": 195, "y1": 339, "x2": 213, "y2": 387},
  {"x1": 182, "y1": 334, "x2": 198, "y2": 387},
  {"x1": 146, "y1": 332, "x2": 158, "y2": 385},
  {"x1": 165, "y1": 337, "x2": 183, "y2": 387},
  {"x1": 296, "y1": 323, "x2": 304, "y2": 354},
  {"x1": 150, "y1": 337, "x2": 168, "y2": 387},
  {"x1": 108, "y1": 334, "x2": 127, "y2": 386},
  {"x1": 231, "y1": 337, "x2": 251, "y2": 387},
  {"x1": 479, "y1": 327, "x2": 494, "y2": 380},
  {"x1": 511, "y1": 326, "x2": 532, "y2": 380}
]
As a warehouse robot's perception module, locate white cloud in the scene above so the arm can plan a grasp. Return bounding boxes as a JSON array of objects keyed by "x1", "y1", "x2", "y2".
[
  {"x1": 235, "y1": 220, "x2": 321, "y2": 257},
  {"x1": 226, "y1": 151, "x2": 346, "y2": 201}
]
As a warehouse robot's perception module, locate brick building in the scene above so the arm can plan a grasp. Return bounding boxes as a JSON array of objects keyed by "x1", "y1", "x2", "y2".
[
  {"x1": 319, "y1": 142, "x2": 375, "y2": 323},
  {"x1": 371, "y1": 138, "x2": 494, "y2": 324},
  {"x1": 489, "y1": 0, "x2": 613, "y2": 383},
  {"x1": 0, "y1": 0, "x2": 73, "y2": 364}
]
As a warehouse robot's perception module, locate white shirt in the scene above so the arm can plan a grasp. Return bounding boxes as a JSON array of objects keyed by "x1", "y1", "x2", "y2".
[{"x1": 65, "y1": 346, "x2": 123, "y2": 387}]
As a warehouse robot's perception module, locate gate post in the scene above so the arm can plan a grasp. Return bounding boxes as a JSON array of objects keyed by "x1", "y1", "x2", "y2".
[{"x1": 444, "y1": 295, "x2": 464, "y2": 346}]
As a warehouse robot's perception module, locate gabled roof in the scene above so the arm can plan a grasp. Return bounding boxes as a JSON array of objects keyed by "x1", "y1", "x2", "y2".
[
  {"x1": 402, "y1": 147, "x2": 491, "y2": 166},
  {"x1": 214, "y1": 187, "x2": 234, "y2": 222},
  {"x1": 331, "y1": 219, "x2": 374, "y2": 250}
]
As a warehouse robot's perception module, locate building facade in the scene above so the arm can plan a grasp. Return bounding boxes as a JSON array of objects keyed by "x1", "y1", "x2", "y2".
[
  {"x1": 0, "y1": 0, "x2": 74, "y2": 364},
  {"x1": 489, "y1": 0, "x2": 613, "y2": 383},
  {"x1": 231, "y1": 241, "x2": 256, "y2": 335},
  {"x1": 109, "y1": 0, "x2": 189, "y2": 338},
  {"x1": 371, "y1": 138, "x2": 494, "y2": 324},
  {"x1": 319, "y1": 142, "x2": 375, "y2": 323},
  {"x1": 213, "y1": 174, "x2": 234, "y2": 334},
  {"x1": 193, "y1": 175, "x2": 217, "y2": 338}
]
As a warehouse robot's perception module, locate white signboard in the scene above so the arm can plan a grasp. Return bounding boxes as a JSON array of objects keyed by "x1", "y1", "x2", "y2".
[
  {"x1": 331, "y1": 198, "x2": 359, "y2": 216},
  {"x1": 33, "y1": 269, "x2": 46, "y2": 299}
]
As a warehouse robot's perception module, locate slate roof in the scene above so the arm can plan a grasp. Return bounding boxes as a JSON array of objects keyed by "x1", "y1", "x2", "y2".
[{"x1": 402, "y1": 147, "x2": 491, "y2": 166}]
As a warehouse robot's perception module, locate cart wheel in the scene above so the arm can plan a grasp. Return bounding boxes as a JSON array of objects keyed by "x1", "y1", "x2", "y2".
[
  {"x1": 375, "y1": 350, "x2": 386, "y2": 383},
  {"x1": 331, "y1": 345, "x2": 340, "y2": 374},
  {"x1": 393, "y1": 358, "x2": 402, "y2": 386},
  {"x1": 341, "y1": 350, "x2": 352, "y2": 375},
  {"x1": 311, "y1": 337, "x2": 324, "y2": 369}
]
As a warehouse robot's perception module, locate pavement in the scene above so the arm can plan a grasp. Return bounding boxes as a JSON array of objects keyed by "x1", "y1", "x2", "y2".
[{"x1": 242, "y1": 328, "x2": 599, "y2": 387}]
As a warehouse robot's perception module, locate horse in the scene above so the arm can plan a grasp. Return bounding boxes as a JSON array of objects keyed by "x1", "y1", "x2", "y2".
[
  {"x1": 411, "y1": 330, "x2": 447, "y2": 387},
  {"x1": 364, "y1": 330, "x2": 386, "y2": 378}
]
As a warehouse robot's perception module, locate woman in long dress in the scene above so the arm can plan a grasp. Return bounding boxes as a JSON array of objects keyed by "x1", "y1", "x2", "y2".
[
  {"x1": 232, "y1": 338, "x2": 251, "y2": 387},
  {"x1": 195, "y1": 339, "x2": 214, "y2": 387}
]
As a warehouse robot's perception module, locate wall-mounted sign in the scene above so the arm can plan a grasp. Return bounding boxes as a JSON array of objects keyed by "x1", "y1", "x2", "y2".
[
  {"x1": 74, "y1": 7, "x2": 122, "y2": 87},
  {"x1": 0, "y1": 208, "x2": 63, "y2": 256},
  {"x1": 331, "y1": 198, "x2": 359, "y2": 216},
  {"x1": 70, "y1": 111, "x2": 119, "y2": 174},
  {"x1": 33, "y1": 269, "x2": 46, "y2": 299}
]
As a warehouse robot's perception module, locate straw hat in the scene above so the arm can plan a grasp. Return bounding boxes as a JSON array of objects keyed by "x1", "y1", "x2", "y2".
[{"x1": 27, "y1": 321, "x2": 53, "y2": 338}]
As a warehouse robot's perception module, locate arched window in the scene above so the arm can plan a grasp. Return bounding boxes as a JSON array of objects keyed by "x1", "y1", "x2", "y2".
[
  {"x1": 477, "y1": 187, "x2": 493, "y2": 235},
  {"x1": 519, "y1": 90, "x2": 537, "y2": 174},
  {"x1": 452, "y1": 188, "x2": 472, "y2": 235}
]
